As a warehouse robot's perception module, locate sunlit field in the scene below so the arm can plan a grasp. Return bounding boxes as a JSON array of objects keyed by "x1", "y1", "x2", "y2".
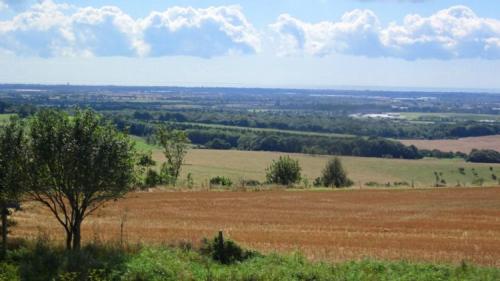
[
  {"x1": 13, "y1": 187, "x2": 500, "y2": 267},
  {"x1": 147, "y1": 148, "x2": 500, "y2": 188}
]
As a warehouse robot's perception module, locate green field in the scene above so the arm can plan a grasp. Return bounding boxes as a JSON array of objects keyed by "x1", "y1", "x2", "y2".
[
  {"x1": 134, "y1": 138, "x2": 500, "y2": 188},
  {"x1": 400, "y1": 112, "x2": 500, "y2": 122},
  {"x1": 171, "y1": 121, "x2": 355, "y2": 138},
  {"x1": 0, "y1": 113, "x2": 16, "y2": 123}
]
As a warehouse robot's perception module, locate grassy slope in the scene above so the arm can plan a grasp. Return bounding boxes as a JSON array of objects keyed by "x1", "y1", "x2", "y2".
[{"x1": 134, "y1": 137, "x2": 500, "y2": 187}]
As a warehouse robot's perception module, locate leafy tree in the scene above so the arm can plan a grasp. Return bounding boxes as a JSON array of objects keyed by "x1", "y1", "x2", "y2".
[
  {"x1": 0, "y1": 117, "x2": 27, "y2": 257},
  {"x1": 136, "y1": 151, "x2": 157, "y2": 189},
  {"x1": 320, "y1": 157, "x2": 353, "y2": 188},
  {"x1": 266, "y1": 156, "x2": 301, "y2": 186},
  {"x1": 467, "y1": 149, "x2": 500, "y2": 164},
  {"x1": 26, "y1": 109, "x2": 136, "y2": 250},
  {"x1": 157, "y1": 127, "x2": 190, "y2": 185}
]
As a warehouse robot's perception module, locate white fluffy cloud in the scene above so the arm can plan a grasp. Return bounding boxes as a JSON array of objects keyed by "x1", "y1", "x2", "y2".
[
  {"x1": 140, "y1": 6, "x2": 260, "y2": 57},
  {"x1": 0, "y1": 1, "x2": 260, "y2": 58},
  {"x1": 271, "y1": 5, "x2": 500, "y2": 60}
]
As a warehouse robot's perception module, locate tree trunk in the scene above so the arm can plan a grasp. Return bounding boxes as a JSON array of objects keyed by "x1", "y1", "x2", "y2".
[
  {"x1": 1, "y1": 205, "x2": 7, "y2": 258},
  {"x1": 72, "y1": 221, "x2": 81, "y2": 251},
  {"x1": 65, "y1": 229, "x2": 73, "y2": 250}
]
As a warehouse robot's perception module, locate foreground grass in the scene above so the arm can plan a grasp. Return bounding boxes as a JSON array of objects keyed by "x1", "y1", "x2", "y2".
[{"x1": 1, "y1": 241, "x2": 499, "y2": 281}]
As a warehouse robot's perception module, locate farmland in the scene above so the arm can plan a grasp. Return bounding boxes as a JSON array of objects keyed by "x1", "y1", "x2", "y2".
[
  {"x1": 148, "y1": 148, "x2": 500, "y2": 188},
  {"x1": 401, "y1": 135, "x2": 500, "y2": 153},
  {"x1": 13, "y1": 187, "x2": 500, "y2": 267}
]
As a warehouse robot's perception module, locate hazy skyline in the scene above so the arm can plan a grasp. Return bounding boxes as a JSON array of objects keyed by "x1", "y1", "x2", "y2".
[{"x1": 1, "y1": 0, "x2": 499, "y2": 90}]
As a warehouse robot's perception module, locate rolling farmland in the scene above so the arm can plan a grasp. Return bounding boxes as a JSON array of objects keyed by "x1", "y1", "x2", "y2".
[
  {"x1": 13, "y1": 187, "x2": 500, "y2": 266},
  {"x1": 151, "y1": 148, "x2": 500, "y2": 188}
]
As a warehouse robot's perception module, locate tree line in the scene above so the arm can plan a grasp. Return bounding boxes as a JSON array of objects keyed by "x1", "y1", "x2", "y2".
[{"x1": 133, "y1": 109, "x2": 500, "y2": 139}]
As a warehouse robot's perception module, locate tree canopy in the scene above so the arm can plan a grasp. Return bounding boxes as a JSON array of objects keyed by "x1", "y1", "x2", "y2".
[{"x1": 26, "y1": 109, "x2": 137, "y2": 250}]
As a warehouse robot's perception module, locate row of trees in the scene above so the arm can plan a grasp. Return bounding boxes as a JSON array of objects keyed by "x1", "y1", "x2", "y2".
[
  {"x1": 265, "y1": 156, "x2": 353, "y2": 188},
  {"x1": 134, "y1": 109, "x2": 500, "y2": 139}
]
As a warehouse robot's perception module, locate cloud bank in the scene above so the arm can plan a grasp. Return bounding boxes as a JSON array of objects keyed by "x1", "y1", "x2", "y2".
[
  {"x1": 271, "y1": 5, "x2": 500, "y2": 60},
  {"x1": 0, "y1": 1, "x2": 260, "y2": 58},
  {"x1": 0, "y1": 1, "x2": 499, "y2": 60}
]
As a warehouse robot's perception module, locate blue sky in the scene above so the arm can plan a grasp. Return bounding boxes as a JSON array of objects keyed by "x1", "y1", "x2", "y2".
[{"x1": 0, "y1": 0, "x2": 499, "y2": 90}]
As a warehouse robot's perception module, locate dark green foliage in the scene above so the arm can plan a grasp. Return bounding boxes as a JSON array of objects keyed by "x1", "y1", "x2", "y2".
[
  {"x1": 320, "y1": 157, "x2": 353, "y2": 188},
  {"x1": 200, "y1": 233, "x2": 255, "y2": 265},
  {"x1": 26, "y1": 109, "x2": 137, "y2": 250},
  {"x1": 209, "y1": 176, "x2": 233, "y2": 187},
  {"x1": 205, "y1": 138, "x2": 232, "y2": 149},
  {"x1": 136, "y1": 153, "x2": 156, "y2": 167},
  {"x1": 0, "y1": 117, "x2": 27, "y2": 258},
  {"x1": 266, "y1": 156, "x2": 302, "y2": 186},
  {"x1": 144, "y1": 169, "x2": 161, "y2": 188},
  {"x1": 468, "y1": 149, "x2": 500, "y2": 163},
  {"x1": 8, "y1": 240, "x2": 128, "y2": 281}
]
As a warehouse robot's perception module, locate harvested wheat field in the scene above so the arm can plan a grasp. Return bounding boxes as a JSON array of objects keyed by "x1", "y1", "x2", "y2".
[
  {"x1": 400, "y1": 135, "x2": 500, "y2": 153},
  {"x1": 12, "y1": 187, "x2": 500, "y2": 267}
]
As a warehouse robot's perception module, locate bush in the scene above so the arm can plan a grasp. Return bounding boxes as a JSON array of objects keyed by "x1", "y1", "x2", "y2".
[
  {"x1": 266, "y1": 156, "x2": 302, "y2": 186},
  {"x1": 468, "y1": 149, "x2": 500, "y2": 163},
  {"x1": 240, "y1": 179, "x2": 261, "y2": 187},
  {"x1": 0, "y1": 263, "x2": 19, "y2": 281},
  {"x1": 144, "y1": 169, "x2": 161, "y2": 188},
  {"x1": 200, "y1": 232, "x2": 256, "y2": 264},
  {"x1": 320, "y1": 157, "x2": 353, "y2": 188},
  {"x1": 210, "y1": 176, "x2": 233, "y2": 187}
]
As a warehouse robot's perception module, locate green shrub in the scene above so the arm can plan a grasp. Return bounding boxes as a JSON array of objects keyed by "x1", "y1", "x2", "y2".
[
  {"x1": 200, "y1": 233, "x2": 256, "y2": 265},
  {"x1": 320, "y1": 157, "x2": 353, "y2": 188},
  {"x1": 210, "y1": 176, "x2": 233, "y2": 187},
  {"x1": 266, "y1": 156, "x2": 302, "y2": 186},
  {"x1": 0, "y1": 262, "x2": 19, "y2": 281},
  {"x1": 144, "y1": 169, "x2": 161, "y2": 188}
]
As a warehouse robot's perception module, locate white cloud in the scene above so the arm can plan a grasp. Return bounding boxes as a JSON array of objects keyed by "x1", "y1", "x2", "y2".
[
  {"x1": 271, "y1": 5, "x2": 500, "y2": 60},
  {"x1": 0, "y1": 1, "x2": 260, "y2": 58},
  {"x1": 139, "y1": 6, "x2": 260, "y2": 57}
]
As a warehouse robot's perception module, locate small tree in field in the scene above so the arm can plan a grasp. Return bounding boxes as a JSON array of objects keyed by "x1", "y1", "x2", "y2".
[
  {"x1": 157, "y1": 127, "x2": 190, "y2": 185},
  {"x1": 0, "y1": 118, "x2": 27, "y2": 257},
  {"x1": 266, "y1": 156, "x2": 301, "y2": 186},
  {"x1": 321, "y1": 157, "x2": 353, "y2": 188},
  {"x1": 26, "y1": 109, "x2": 137, "y2": 250}
]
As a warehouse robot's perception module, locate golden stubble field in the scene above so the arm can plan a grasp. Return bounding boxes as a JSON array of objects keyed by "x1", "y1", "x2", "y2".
[{"x1": 12, "y1": 187, "x2": 500, "y2": 267}]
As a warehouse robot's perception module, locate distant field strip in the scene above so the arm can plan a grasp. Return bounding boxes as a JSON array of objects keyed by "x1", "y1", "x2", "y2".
[
  {"x1": 401, "y1": 135, "x2": 500, "y2": 153},
  {"x1": 13, "y1": 187, "x2": 500, "y2": 266},
  {"x1": 171, "y1": 121, "x2": 356, "y2": 138},
  {"x1": 150, "y1": 149, "x2": 500, "y2": 188},
  {"x1": 400, "y1": 112, "x2": 500, "y2": 122}
]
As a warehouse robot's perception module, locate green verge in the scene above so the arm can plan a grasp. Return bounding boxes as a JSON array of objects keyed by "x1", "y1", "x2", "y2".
[{"x1": 1, "y1": 243, "x2": 499, "y2": 281}]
